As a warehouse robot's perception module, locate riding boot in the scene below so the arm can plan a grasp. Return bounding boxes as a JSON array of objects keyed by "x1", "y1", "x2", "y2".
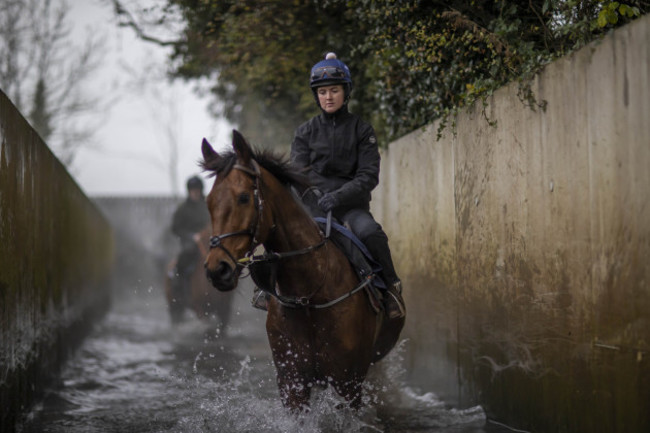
[
  {"x1": 361, "y1": 234, "x2": 405, "y2": 319},
  {"x1": 252, "y1": 287, "x2": 269, "y2": 311},
  {"x1": 384, "y1": 280, "x2": 406, "y2": 320}
]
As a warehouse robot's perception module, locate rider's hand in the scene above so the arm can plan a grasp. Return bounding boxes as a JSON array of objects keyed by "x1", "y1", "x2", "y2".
[{"x1": 318, "y1": 193, "x2": 338, "y2": 212}]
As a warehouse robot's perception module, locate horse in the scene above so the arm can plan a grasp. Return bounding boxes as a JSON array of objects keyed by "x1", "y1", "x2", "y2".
[
  {"x1": 165, "y1": 225, "x2": 233, "y2": 330},
  {"x1": 200, "y1": 129, "x2": 405, "y2": 410}
]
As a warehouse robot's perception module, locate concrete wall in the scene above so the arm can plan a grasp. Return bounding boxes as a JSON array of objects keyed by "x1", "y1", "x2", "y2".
[
  {"x1": 0, "y1": 90, "x2": 114, "y2": 431},
  {"x1": 372, "y1": 14, "x2": 649, "y2": 432}
]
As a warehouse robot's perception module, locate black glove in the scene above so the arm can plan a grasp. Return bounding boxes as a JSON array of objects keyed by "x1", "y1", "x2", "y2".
[{"x1": 318, "y1": 193, "x2": 339, "y2": 212}]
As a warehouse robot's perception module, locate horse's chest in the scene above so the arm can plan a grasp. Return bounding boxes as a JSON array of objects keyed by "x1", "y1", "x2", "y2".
[{"x1": 269, "y1": 314, "x2": 362, "y2": 364}]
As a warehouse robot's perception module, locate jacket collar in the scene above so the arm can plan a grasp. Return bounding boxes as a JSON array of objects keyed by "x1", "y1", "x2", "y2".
[{"x1": 320, "y1": 104, "x2": 349, "y2": 121}]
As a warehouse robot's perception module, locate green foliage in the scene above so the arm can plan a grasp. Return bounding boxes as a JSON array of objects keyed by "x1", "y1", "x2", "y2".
[
  {"x1": 154, "y1": 0, "x2": 647, "y2": 147},
  {"x1": 596, "y1": 1, "x2": 641, "y2": 27},
  {"x1": 162, "y1": 0, "x2": 357, "y2": 147}
]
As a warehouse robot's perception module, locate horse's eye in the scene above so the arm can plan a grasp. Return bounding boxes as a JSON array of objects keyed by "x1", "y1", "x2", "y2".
[{"x1": 238, "y1": 193, "x2": 250, "y2": 204}]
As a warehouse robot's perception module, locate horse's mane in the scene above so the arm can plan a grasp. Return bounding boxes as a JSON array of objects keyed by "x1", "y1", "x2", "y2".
[{"x1": 202, "y1": 148, "x2": 309, "y2": 189}]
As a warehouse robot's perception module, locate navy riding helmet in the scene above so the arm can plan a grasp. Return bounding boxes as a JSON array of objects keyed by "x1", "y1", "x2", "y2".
[{"x1": 309, "y1": 52, "x2": 353, "y2": 103}]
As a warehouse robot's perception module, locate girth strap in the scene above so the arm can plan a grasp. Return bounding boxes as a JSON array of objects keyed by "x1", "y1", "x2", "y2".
[{"x1": 270, "y1": 277, "x2": 373, "y2": 309}]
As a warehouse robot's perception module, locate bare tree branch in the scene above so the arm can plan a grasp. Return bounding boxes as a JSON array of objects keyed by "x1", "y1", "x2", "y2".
[
  {"x1": 108, "y1": 0, "x2": 180, "y2": 47},
  {"x1": 0, "y1": 0, "x2": 110, "y2": 169}
]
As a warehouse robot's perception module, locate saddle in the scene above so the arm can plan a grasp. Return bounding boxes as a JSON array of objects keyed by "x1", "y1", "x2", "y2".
[
  {"x1": 249, "y1": 186, "x2": 388, "y2": 311},
  {"x1": 313, "y1": 216, "x2": 386, "y2": 288},
  {"x1": 315, "y1": 217, "x2": 385, "y2": 312},
  {"x1": 249, "y1": 212, "x2": 385, "y2": 313}
]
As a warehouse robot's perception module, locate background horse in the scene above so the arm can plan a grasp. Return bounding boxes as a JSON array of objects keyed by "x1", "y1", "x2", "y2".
[
  {"x1": 201, "y1": 130, "x2": 404, "y2": 410},
  {"x1": 164, "y1": 226, "x2": 233, "y2": 331}
]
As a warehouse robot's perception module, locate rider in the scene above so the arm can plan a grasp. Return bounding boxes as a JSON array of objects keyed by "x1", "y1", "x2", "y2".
[
  {"x1": 290, "y1": 52, "x2": 405, "y2": 320},
  {"x1": 170, "y1": 175, "x2": 210, "y2": 298}
]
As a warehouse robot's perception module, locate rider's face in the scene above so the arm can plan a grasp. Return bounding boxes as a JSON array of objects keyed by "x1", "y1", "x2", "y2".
[
  {"x1": 189, "y1": 188, "x2": 202, "y2": 201},
  {"x1": 317, "y1": 85, "x2": 345, "y2": 113}
]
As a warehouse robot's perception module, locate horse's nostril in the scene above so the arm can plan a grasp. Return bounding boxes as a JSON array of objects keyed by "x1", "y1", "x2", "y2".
[
  {"x1": 205, "y1": 260, "x2": 237, "y2": 291},
  {"x1": 206, "y1": 261, "x2": 233, "y2": 283},
  {"x1": 215, "y1": 261, "x2": 232, "y2": 279}
]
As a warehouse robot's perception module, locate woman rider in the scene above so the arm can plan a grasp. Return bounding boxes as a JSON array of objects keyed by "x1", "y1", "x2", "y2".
[{"x1": 290, "y1": 52, "x2": 405, "y2": 320}]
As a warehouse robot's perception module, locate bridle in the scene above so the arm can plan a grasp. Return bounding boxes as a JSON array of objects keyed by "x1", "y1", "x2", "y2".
[
  {"x1": 208, "y1": 159, "x2": 327, "y2": 268},
  {"x1": 208, "y1": 160, "x2": 265, "y2": 265}
]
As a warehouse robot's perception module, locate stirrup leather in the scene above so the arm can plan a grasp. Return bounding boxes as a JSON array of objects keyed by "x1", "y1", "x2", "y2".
[{"x1": 385, "y1": 282, "x2": 405, "y2": 319}]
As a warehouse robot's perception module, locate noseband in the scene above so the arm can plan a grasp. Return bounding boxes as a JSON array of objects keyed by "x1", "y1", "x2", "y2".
[{"x1": 208, "y1": 161, "x2": 265, "y2": 265}]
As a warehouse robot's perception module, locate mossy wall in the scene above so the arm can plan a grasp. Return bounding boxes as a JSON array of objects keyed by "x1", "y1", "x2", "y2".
[
  {"x1": 372, "y1": 15, "x2": 649, "y2": 432},
  {"x1": 0, "y1": 90, "x2": 114, "y2": 431}
]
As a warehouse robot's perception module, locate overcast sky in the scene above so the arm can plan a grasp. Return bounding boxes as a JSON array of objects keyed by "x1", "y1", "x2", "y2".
[{"x1": 68, "y1": 0, "x2": 231, "y2": 197}]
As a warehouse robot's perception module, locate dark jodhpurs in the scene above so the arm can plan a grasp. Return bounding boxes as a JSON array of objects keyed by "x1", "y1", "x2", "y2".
[{"x1": 333, "y1": 208, "x2": 399, "y2": 285}]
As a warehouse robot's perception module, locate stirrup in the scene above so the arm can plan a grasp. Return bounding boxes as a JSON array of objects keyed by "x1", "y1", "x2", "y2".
[{"x1": 252, "y1": 287, "x2": 269, "y2": 311}]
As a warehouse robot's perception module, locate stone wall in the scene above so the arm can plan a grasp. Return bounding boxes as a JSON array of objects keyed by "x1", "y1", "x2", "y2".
[{"x1": 372, "y1": 14, "x2": 649, "y2": 432}]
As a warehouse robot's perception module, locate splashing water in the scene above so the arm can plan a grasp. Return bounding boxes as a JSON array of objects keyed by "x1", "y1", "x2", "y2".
[{"x1": 18, "y1": 284, "x2": 501, "y2": 433}]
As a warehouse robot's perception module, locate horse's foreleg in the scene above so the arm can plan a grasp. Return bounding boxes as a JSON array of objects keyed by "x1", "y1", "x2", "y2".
[
  {"x1": 332, "y1": 378, "x2": 364, "y2": 410},
  {"x1": 277, "y1": 374, "x2": 311, "y2": 412}
]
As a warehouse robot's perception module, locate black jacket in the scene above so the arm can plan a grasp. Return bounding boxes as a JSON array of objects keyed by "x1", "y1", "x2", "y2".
[
  {"x1": 171, "y1": 197, "x2": 210, "y2": 245},
  {"x1": 291, "y1": 106, "x2": 380, "y2": 209}
]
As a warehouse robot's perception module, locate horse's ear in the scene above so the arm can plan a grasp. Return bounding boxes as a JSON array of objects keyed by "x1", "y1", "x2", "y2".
[
  {"x1": 232, "y1": 129, "x2": 252, "y2": 164},
  {"x1": 202, "y1": 138, "x2": 219, "y2": 164}
]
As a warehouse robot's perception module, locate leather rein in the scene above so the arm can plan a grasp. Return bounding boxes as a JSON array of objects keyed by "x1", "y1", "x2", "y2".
[{"x1": 208, "y1": 160, "x2": 353, "y2": 308}]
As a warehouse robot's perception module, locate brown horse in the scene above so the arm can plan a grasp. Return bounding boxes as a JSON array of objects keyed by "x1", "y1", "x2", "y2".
[
  {"x1": 165, "y1": 226, "x2": 233, "y2": 329},
  {"x1": 201, "y1": 130, "x2": 404, "y2": 410}
]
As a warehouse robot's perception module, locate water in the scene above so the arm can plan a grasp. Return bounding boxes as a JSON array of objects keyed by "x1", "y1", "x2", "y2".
[{"x1": 18, "y1": 281, "x2": 512, "y2": 433}]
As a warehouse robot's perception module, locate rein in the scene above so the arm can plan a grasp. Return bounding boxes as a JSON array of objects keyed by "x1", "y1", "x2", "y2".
[
  {"x1": 208, "y1": 160, "x2": 367, "y2": 310},
  {"x1": 237, "y1": 238, "x2": 327, "y2": 265}
]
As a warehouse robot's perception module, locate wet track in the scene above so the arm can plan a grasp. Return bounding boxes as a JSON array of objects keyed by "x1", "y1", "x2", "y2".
[{"x1": 18, "y1": 280, "x2": 511, "y2": 433}]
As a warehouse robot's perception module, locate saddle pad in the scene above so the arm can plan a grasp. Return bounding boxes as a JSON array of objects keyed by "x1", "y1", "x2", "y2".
[{"x1": 314, "y1": 217, "x2": 387, "y2": 290}]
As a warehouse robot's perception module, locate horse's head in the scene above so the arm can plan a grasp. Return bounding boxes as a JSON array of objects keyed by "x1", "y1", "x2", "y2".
[{"x1": 201, "y1": 130, "x2": 273, "y2": 291}]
